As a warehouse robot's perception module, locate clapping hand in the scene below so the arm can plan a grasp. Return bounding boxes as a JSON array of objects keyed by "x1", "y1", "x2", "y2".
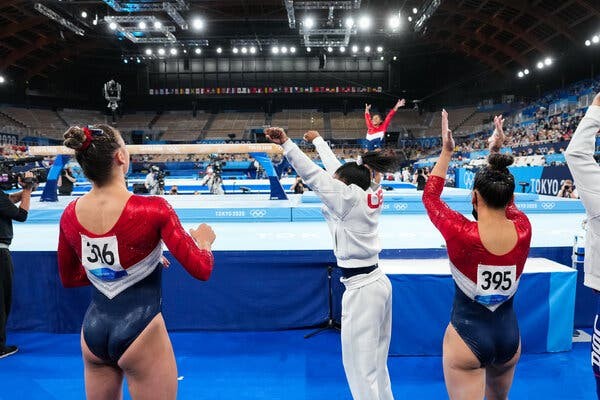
[{"x1": 190, "y1": 223, "x2": 216, "y2": 249}]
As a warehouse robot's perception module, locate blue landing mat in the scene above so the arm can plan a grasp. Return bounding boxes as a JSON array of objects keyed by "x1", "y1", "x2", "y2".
[{"x1": 0, "y1": 331, "x2": 595, "y2": 400}]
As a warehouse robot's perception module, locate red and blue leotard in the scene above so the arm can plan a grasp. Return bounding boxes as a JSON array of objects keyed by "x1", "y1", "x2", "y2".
[
  {"x1": 58, "y1": 195, "x2": 214, "y2": 364},
  {"x1": 423, "y1": 175, "x2": 532, "y2": 365}
]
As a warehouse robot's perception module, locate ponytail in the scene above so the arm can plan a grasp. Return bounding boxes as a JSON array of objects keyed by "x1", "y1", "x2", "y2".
[{"x1": 334, "y1": 150, "x2": 401, "y2": 190}]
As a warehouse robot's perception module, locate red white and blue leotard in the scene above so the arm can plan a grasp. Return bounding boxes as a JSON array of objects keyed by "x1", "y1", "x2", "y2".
[
  {"x1": 58, "y1": 195, "x2": 213, "y2": 363},
  {"x1": 423, "y1": 175, "x2": 532, "y2": 365}
]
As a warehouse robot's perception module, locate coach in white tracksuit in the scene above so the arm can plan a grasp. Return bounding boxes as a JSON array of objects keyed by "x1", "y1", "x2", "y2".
[
  {"x1": 564, "y1": 93, "x2": 600, "y2": 398},
  {"x1": 266, "y1": 127, "x2": 398, "y2": 400}
]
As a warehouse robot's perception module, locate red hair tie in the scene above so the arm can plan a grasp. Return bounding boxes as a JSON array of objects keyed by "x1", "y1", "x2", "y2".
[{"x1": 80, "y1": 127, "x2": 93, "y2": 151}]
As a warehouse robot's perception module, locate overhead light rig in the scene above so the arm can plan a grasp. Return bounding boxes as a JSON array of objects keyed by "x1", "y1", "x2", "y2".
[
  {"x1": 102, "y1": 0, "x2": 189, "y2": 30},
  {"x1": 34, "y1": 3, "x2": 85, "y2": 36},
  {"x1": 105, "y1": 15, "x2": 177, "y2": 43}
]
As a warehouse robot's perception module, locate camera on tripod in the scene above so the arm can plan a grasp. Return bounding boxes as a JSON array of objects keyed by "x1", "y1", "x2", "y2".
[
  {"x1": 0, "y1": 156, "x2": 47, "y2": 191},
  {"x1": 209, "y1": 154, "x2": 225, "y2": 176},
  {"x1": 151, "y1": 165, "x2": 166, "y2": 191}
]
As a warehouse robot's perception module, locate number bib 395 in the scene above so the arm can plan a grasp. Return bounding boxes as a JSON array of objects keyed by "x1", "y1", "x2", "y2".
[
  {"x1": 81, "y1": 234, "x2": 125, "y2": 281},
  {"x1": 474, "y1": 264, "x2": 518, "y2": 310}
]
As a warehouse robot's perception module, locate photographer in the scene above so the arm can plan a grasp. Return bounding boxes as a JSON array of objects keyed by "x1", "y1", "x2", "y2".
[
  {"x1": 0, "y1": 171, "x2": 35, "y2": 358},
  {"x1": 144, "y1": 166, "x2": 164, "y2": 195},
  {"x1": 57, "y1": 166, "x2": 76, "y2": 196},
  {"x1": 557, "y1": 179, "x2": 579, "y2": 199},
  {"x1": 200, "y1": 156, "x2": 225, "y2": 195}
]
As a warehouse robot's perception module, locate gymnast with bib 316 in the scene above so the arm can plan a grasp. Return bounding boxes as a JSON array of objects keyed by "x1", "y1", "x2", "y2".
[{"x1": 57, "y1": 125, "x2": 216, "y2": 400}]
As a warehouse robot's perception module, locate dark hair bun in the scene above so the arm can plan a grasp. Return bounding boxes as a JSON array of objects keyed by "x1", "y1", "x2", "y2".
[
  {"x1": 63, "y1": 127, "x2": 86, "y2": 151},
  {"x1": 488, "y1": 153, "x2": 514, "y2": 172}
]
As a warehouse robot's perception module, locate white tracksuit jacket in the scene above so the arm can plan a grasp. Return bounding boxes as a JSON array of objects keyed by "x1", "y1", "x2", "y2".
[
  {"x1": 282, "y1": 138, "x2": 383, "y2": 268},
  {"x1": 565, "y1": 105, "x2": 600, "y2": 291}
]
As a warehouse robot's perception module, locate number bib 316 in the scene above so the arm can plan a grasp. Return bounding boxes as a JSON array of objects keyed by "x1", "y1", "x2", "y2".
[
  {"x1": 474, "y1": 264, "x2": 518, "y2": 311},
  {"x1": 81, "y1": 234, "x2": 126, "y2": 281}
]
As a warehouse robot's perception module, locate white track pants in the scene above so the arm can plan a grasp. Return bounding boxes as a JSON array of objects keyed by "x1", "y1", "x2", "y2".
[{"x1": 341, "y1": 268, "x2": 394, "y2": 400}]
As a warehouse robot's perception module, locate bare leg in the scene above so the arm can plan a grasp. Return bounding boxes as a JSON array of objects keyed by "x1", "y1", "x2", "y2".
[
  {"x1": 118, "y1": 313, "x2": 178, "y2": 400},
  {"x1": 81, "y1": 332, "x2": 124, "y2": 400},
  {"x1": 443, "y1": 324, "x2": 485, "y2": 400},
  {"x1": 485, "y1": 343, "x2": 521, "y2": 400}
]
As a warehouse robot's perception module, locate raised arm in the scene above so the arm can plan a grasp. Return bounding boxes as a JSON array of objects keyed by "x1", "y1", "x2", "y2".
[
  {"x1": 382, "y1": 99, "x2": 405, "y2": 130},
  {"x1": 156, "y1": 198, "x2": 214, "y2": 281},
  {"x1": 267, "y1": 128, "x2": 358, "y2": 219},
  {"x1": 565, "y1": 94, "x2": 600, "y2": 217},
  {"x1": 304, "y1": 130, "x2": 342, "y2": 175},
  {"x1": 424, "y1": 109, "x2": 470, "y2": 239},
  {"x1": 365, "y1": 104, "x2": 374, "y2": 130}
]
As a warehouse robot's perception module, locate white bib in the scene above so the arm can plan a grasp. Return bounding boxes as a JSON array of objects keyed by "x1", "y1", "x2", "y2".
[
  {"x1": 474, "y1": 264, "x2": 517, "y2": 310},
  {"x1": 81, "y1": 235, "x2": 125, "y2": 281}
]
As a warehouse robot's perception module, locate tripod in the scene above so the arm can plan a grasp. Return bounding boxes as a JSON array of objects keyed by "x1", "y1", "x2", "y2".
[{"x1": 304, "y1": 265, "x2": 341, "y2": 339}]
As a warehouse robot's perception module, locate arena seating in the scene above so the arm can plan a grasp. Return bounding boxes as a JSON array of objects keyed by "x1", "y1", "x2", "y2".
[
  {"x1": 329, "y1": 111, "x2": 364, "y2": 138},
  {"x1": 154, "y1": 111, "x2": 209, "y2": 141},
  {"x1": 271, "y1": 109, "x2": 324, "y2": 138},
  {"x1": 59, "y1": 109, "x2": 107, "y2": 126},
  {"x1": 113, "y1": 112, "x2": 157, "y2": 131},
  {"x1": 205, "y1": 112, "x2": 266, "y2": 139},
  {"x1": 1, "y1": 106, "x2": 66, "y2": 139}
]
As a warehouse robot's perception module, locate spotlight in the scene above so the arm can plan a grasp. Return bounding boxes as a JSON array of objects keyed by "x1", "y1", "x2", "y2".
[
  {"x1": 123, "y1": 59, "x2": 128, "y2": 64},
  {"x1": 345, "y1": 17, "x2": 354, "y2": 29},
  {"x1": 233, "y1": 47, "x2": 239, "y2": 54},
  {"x1": 380, "y1": 56, "x2": 384, "y2": 61},
  {"x1": 340, "y1": 46, "x2": 346, "y2": 53},
  {"x1": 524, "y1": 69, "x2": 530, "y2": 75},
  {"x1": 183, "y1": 49, "x2": 187, "y2": 54},
  {"x1": 81, "y1": 11, "x2": 87, "y2": 19},
  {"x1": 517, "y1": 71, "x2": 524, "y2": 78},
  {"x1": 195, "y1": 48, "x2": 202, "y2": 55},
  {"x1": 351, "y1": 45, "x2": 358, "y2": 53},
  {"x1": 138, "y1": 21, "x2": 147, "y2": 30},
  {"x1": 145, "y1": 48, "x2": 153, "y2": 55},
  {"x1": 304, "y1": 16, "x2": 315, "y2": 29},
  {"x1": 358, "y1": 15, "x2": 372, "y2": 31},
  {"x1": 593, "y1": 35, "x2": 600, "y2": 44},
  {"x1": 158, "y1": 48, "x2": 166, "y2": 56},
  {"x1": 544, "y1": 57, "x2": 552, "y2": 66},
  {"x1": 250, "y1": 46, "x2": 256, "y2": 54},
  {"x1": 154, "y1": 21, "x2": 162, "y2": 29},
  {"x1": 170, "y1": 48, "x2": 178, "y2": 56},
  {"x1": 272, "y1": 46, "x2": 279, "y2": 54},
  {"x1": 306, "y1": 47, "x2": 311, "y2": 52},
  {"x1": 408, "y1": 16, "x2": 413, "y2": 22},
  {"x1": 413, "y1": 7, "x2": 418, "y2": 14},
  {"x1": 93, "y1": 15, "x2": 98, "y2": 25},
  {"x1": 0, "y1": 76, "x2": 5, "y2": 84},
  {"x1": 388, "y1": 15, "x2": 400, "y2": 30},
  {"x1": 377, "y1": 46, "x2": 383, "y2": 53},
  {"x1": 216, "y1": 47, "x2": 222, "y2": 54},
  {"x1": 109, "y1": 22, "x2": 117, "y2": 30},
  {"x1": 240, "y1": 47, "x2": 247, "y2": 54},
  {"x1": 136, "y1": 58, "x2": 141, "y2": 64},
  {"x1": 192, "y1": 18, "x2": 204, "y2": 30},
  {"x1": 536, "y1": 61, "x2": 544, "y2": 69},
  {"x1": 327, "y1": 46, "x2": 333, "y2": 53},
  {"x1": 586, "y1": 39, "x2": 592, "y2": 46},
  {"x1": 281, "y1": 46, "x2": 288, "y2": 54},
  {"x1": 364, "y1": 45, "x2": 371, "y2": 53},
  {"x1": 393, "y1": 56, "x2": 397, "y2": 61},
  {"x1": 290, "y1": 46, "x2": 296, "y2": 54}
]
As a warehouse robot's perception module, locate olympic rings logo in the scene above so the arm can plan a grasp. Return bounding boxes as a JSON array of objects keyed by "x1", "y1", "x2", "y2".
[
  {"x1": 250, "y1": 209, "x2": 268, "y2": 218},
  {"x1": 541, "y1": 202, "x2": 556, "y2": 210},
  {"x1": 393, "y1": 203, "x2": 409, "y2": 211}
]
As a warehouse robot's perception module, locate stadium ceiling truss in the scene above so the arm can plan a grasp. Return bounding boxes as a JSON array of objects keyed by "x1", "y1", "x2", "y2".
[{"x1": 0, "y1": 0, "x2": 597, "y2": 79}]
